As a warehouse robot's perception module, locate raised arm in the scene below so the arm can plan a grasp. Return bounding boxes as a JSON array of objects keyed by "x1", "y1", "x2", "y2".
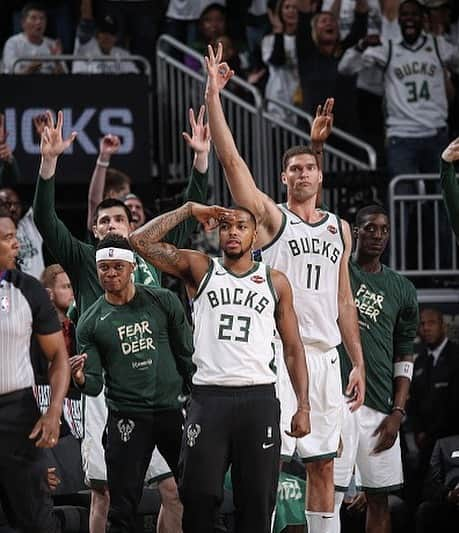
[
  {"x1": 272, "y1": 269, "x2": 311, "y2": 438},
  {"x1": 130, "y1": 201, "x2": 231, "y2": 292},
  {"x1": 441, "y1": 138, "x2": 459, "y2": 241},
  {"x1": 164, "y1": 106, "x2": 211, "y2": 248},
  {"x1": 0, "y1": 113, "x2": 21, "y2": 187},
  {"x1": 86, "y1": 134, "x2": 121, "y2": 231},
  {"x1": 337, "y1": 220, "x2": 366, "y2": 411},
  {"x1": 33, "y1": 111, "x2": 88, "y2": 271},
  {"x1": 205, "y1": 43, "x2": 282, "y2": 246}
]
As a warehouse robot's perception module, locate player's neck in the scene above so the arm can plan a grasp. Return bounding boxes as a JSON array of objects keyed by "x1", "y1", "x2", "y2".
[
  {"x1": 287, "y1": 196, "x2": 322, "y2": 223},
  {"x1": 223, "y1": 255, "x2": 254, "y2": 275},
  {"x1": 355, "y1": 254, "x2": 382, "y2": 273},
  {"x1": 104, "y1": 283, "x2": 136, "y2": 305}
]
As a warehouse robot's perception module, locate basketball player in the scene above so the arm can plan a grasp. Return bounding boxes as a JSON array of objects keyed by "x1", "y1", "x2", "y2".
[
  {"x1": 33, "y1": 108, "x2": 210, "y2": 533},
  {"x1": 441, "y1": 136, "x2": 459, "y2": 239},
  {"x1": 129, "y1": 201, "x2": 311, "y2": 533},
  {"x1": 204, "y1": 42, "x2": 365, "y2": 533},
  {"x1": 332, "y1": 205, "x2": 418, "y2": 533}
]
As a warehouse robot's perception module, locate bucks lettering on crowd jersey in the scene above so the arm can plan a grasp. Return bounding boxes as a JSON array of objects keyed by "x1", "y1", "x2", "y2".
[
  {"x1": 339, "y1": 260, "x2": 418, "y2": 414},
  {"x1": 261, "y1": 205, "x2": 344, "y2": 351},
  {"x1": 192, "y1": 259, "x2": 277, "y2": 386},
  {"x1": 364, "y1": 33, "x2": 450, "y2": 138},
  {"x1": 76, "y1": 285, "x2": 194, "y2": 412}
]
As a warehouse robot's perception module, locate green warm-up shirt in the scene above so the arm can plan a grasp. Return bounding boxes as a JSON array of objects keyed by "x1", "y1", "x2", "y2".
[
  {"x1": 339, "y1": 260, "x2": 419, "y2": 414},
  {"x1": 33, "y1": 167, "x2": 208, "y2": 315},
  {"x1": 440, "y1": 158, "x2": 459, "y2": 241},
  {"x1": 76, "y1": 285, "x2": 194, "y2": 412}
]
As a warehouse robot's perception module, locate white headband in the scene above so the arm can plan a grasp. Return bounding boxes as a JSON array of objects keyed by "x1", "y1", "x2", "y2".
[{"x1": 96, "y1": 247, "x2": 135, "y2": 263}]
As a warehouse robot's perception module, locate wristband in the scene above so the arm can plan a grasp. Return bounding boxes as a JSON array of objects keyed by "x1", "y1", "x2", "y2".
[
  {"x1": 393, "y1": 361, "x2": 413, "y2": 381},
  {"x1": 96, "y1": 158, "x2": 109, "y2": 168},
  {"x1": 391, "y1": 406, "x2": 406, "y2": 417}
]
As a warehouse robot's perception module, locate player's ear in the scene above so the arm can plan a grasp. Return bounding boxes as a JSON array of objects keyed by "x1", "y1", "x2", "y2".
[
  {"x1": 318, "y1": 171, "x2": 323, "y2": 184},
  {"x1": 280, "y1": 171, "x2": 287, "y2": 185}
]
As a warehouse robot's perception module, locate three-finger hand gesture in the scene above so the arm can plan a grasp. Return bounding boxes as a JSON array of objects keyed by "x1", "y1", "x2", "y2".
[
  {"x1": 182, "y1": 105, "x2": 210, "y2": 155},
  {"x1": 40, "y1": 110, "x2": 77, "y2": 159},
  {"x1": 442, "y1": 137, "x2": 459, "y2": 163},
  {"x1": 310, "y1": 98, "x2": 334, "y2": 145},
  {"x1": 205, "y1": 42, "x2": 234, "y2": 97}
]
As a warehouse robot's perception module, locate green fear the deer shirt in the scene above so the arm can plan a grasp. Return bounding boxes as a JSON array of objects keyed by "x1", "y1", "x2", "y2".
[
  {"x1": 76, "y1": 285, "x2": 195, "y2": 413},
  {"x1": 339, "y1": 260, "x2": 418, "y2": 414}
]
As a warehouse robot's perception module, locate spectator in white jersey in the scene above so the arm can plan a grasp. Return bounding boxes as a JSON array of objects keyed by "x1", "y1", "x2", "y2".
[
  {"x1": 0, "y1": 205, "x2": 70, "y2": 532},
  {"x1": 2, "y1": 2, "x2": 67, "y2": 74},
  {"x1": 72, "y1": 0, "x2": 138, "y2": 74},
  {"x1": 338, "y1": 0, "x2": 459, "y2": 178},
  {"x1": 130, "y1": 201, "x2": 310, "y2": 533}
]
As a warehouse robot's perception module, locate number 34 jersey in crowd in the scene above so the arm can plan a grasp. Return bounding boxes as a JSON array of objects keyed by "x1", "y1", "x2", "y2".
[
  {"x1": 260, "y1": 205, "x2": 344, "y2": 351},
  {"x1": 191, "y1": 258, "x2": 278, "y2": 386}
]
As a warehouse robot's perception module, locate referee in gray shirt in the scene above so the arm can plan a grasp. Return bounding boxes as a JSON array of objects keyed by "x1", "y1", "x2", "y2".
[{"x1": 0, "y1": 206, "x2": 70, "y2": 532}]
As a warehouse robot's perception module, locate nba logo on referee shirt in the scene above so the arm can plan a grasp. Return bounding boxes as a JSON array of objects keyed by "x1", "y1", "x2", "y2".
[
  {"x1": 186, "y1": 424, "x2": 201, "y2": 447},
  {"x1": 1, "y1": 296, "x2": 9, "y2": 312}
]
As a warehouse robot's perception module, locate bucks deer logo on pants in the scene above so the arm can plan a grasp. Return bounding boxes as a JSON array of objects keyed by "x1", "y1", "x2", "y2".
[
  {"x1": 117, "y1": 419, "x2": 135, "y2": 442},
  {"x1": 186, "y1": 423, "x2": 201, "y2": 447}
]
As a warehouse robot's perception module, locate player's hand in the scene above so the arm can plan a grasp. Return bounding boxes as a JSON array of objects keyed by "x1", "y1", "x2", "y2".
[
  {"x1": 47, "y1": 467, "x2": 61, "y2": 491},
  {"x1": 286, "y1": 408, "x2": 310, "y2": 438},
  {"x1": 205, "y1": 42, "x2": 234, "y2": 97},
  {"x1": 346, "y1": 365, "x2": 365, "y2": 412},
  {"x1": 442, "y1": 137, "x2": 459, "y2": 163},
  {"x1": 346, "y1": 492, "x2": 367, "y2": 512},
  {"x1": 69, "y1": 353, "x2": 87, "y2": 386},
  {"x1": 40, "y1": 110, "x2": 77, "y2": 159},
  {"x1": 33, "y1": 113, "x2": 52, "y2": 138},
  {"x1": 371, "y1": 412, "x2": 400, "y2": 454},
  {"x1": 189, "y1": 202, "x2": 234, "y2": 231},
  {"x1": 310, "y1": 98, "x2": 334, "y2": 145},
  {"x1": 29, "y1": 409, "x2": 61, "y2": 448},
  {"x1": 182, "y1": 106, "x2": 210, "y2": 155},
  {"x1": 99, "y1": 134, "x2": 121, "y2": 158}
]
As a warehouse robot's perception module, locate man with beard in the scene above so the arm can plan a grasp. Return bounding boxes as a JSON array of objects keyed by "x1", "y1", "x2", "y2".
[
  {"x1": 130, "y1": 202, "x2": 311, "y2": 533},
  {"x1": 204, "y1": 42, "x2": 365, "y2": 533},
  {"x1": 332, "y1": 205, "x2": 418, "y2": 533}
]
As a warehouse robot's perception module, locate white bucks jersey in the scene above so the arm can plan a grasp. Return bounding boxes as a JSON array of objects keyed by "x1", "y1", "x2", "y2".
[
  {"x1": 364, "y1": 33, "x2": 450, "y2": 137},
  {"x1": 192, "y1": 258, "x2": 277, "y2": 386},
  {"x1": 260, "y1": 206, "x2": 344, "y2": 350}
]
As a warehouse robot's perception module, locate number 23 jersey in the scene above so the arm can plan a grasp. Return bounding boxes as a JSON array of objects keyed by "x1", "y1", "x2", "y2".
[
  {"x1": 260, "y1": 205, "x2": 344, "y2": 351},
  {"x1": 191, "y1": 258, "x2": 277, "y2": 386}
]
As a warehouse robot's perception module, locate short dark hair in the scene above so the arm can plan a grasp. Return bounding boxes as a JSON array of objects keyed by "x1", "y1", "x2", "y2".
[
  {"x1": 419, "y1": 307, "x2": 444, "y2": 323},
  {"x1": 355, "y1": 205, "x2": 388, "y2": 227},
  {"x1": 93, "y1": 198, "x2": 132, "y2": 225},
  {"x1": 399, "y1": 0, "x2": 425, "y2": 13},
  {"x1": 104, "y1": 168, "x2": 131, "y2": 197},
  {"x1": 0, "y1": 205, "x2": 15, "y2": 224},
  {"x1": 228, "y1": 205, "x2": 257, "y2": 228},
  {"x1": 96, "y1": 233, "x2": 133, "y2": 253},
  {"x1": 282, "y1": 145, "x2": 320, "y2": 171},
  {"x1": 22, "y1": 2, "x2": 46, "y2": 18}
]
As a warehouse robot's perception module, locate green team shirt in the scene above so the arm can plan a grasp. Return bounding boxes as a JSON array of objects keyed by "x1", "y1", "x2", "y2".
[
  {"x1": 33, "y1": 167, "x2": 208, "y2": 316},
  {"x1": 440, "y1": 158, "x2": 459, "y2": 241},
  {"x1": 76, "y1": 285, "x2": 194, "y2": 412},
  {"x1": 339, "y1": 260, "x2": 419, "y2": 414}
]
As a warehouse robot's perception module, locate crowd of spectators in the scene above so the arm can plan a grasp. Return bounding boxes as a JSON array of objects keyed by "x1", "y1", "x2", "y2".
[
  {"x1": 1, "y1": 1, "x2": 459, "y2": 532},
  {"x1": 1, "y1": 0, "x2": 459, "y2": 167}
]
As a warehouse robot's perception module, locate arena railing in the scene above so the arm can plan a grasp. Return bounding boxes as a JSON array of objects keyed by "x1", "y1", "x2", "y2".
[
  {"x1": 388, "y1": 174, "x2": 459, "y2": 277},
  {"x1": 156, "y1": 34, "x2": 377, "y2": 205}
]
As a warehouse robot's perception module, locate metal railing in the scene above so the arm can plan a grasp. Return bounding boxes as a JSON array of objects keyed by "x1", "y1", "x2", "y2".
[
  {"x1": 156, "y1": 35, "x2": 377, "y2": 205},
  {"x1": 388, "y1": 174, "x2": 458, "y2": 276},
  {"x1": 12, "y1": 54, "x2": 151, "y2": 77}
]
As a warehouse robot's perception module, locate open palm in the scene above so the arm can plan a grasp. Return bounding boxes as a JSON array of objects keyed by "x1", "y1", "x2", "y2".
[{"x1": 40, "y1": 110, "x2": 77, "y2": 158}]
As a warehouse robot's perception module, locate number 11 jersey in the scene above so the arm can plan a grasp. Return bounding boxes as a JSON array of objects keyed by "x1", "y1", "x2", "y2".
[{"x1": 260, "y1": 205, "x2": 344, "y2": 351}]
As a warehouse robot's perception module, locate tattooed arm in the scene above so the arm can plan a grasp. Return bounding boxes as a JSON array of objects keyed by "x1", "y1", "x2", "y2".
[{"x1": 129, "y1": 201, "x2": 233, "y2": 292}]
